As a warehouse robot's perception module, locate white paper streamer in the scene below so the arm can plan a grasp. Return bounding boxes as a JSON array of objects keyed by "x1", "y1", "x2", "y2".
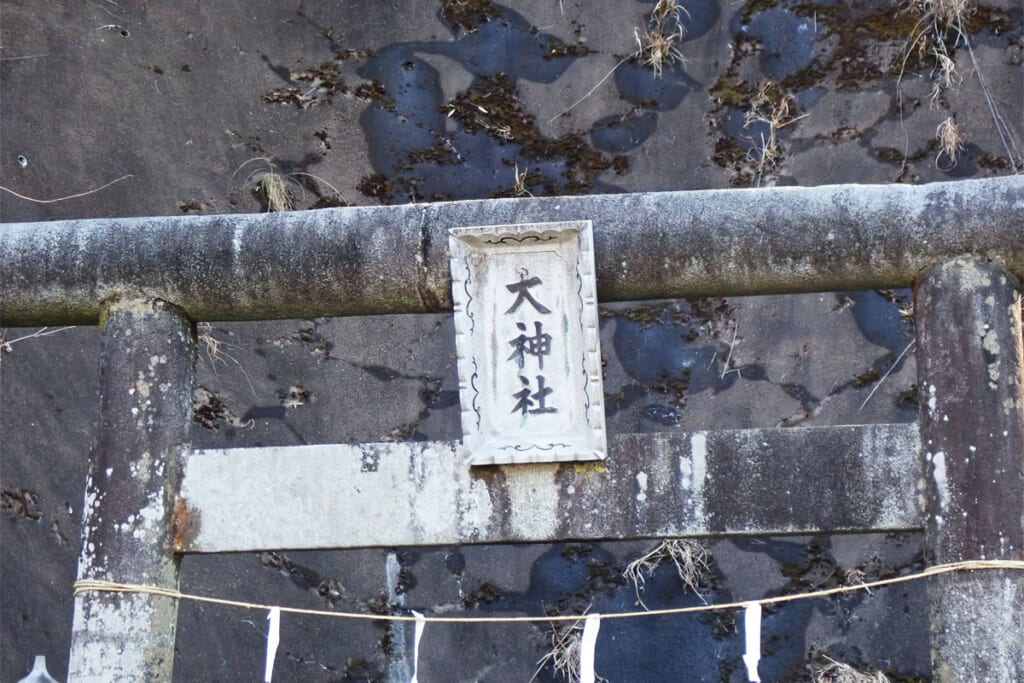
[
  {"x1": 265, "y1": 606, "x2": 281, "y2": 683},
  {"x1": 15, "y1": 656, "x2": 58, "y2": 683},
  {"x1": 410, "y1": 610, "x2": 426, "y2": 683},
  {"x1": 742, "y1": 602, "x2": 762, "y2": 682},
  {"x1": 579, "y1": 613, "x2": 601, "y2": 683}
]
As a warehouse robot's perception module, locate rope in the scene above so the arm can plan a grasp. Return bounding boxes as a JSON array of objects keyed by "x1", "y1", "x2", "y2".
[{"x1": 73, "y1": 560, "x2": 1024, "y2": 624}]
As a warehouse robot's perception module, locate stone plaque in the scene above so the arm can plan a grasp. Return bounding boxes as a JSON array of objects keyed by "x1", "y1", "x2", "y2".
[{"x1": 449, "y1": 221, "x2": 606, "y2": 465}]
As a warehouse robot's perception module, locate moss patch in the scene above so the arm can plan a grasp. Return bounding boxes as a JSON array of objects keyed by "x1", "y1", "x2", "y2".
[
  {"x1": 439, "y1": 0, "x2": 500, "y2": 34},
  {"x1": 442, "y1": 73, "x2": 614, "y2": 195}
]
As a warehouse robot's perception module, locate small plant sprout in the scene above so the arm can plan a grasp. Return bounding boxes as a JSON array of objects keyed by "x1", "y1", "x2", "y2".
[
  {"x1": 634, "y1": 0, "x2": 689, "y2": 78},
  {"x1": 623, "y1": 538, "x2": 711, "y2": 609},
  {"x1": 935, "y1": 115, "x2": 965, "y2": 169},
  {"x1": 532, "y1": 613, "x2": 607, "y2": 683},
  {"x1": 809, "y1": 656, "x2": 891, "y2": 683}
]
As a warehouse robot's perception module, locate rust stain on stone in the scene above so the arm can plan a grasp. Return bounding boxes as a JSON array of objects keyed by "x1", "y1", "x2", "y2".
[{"x1": 171, "y1": 497, "x2": 200, "y2": 553}]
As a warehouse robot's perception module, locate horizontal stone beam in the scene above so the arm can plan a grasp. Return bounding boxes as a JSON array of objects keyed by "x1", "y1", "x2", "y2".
[
  {"x1": 3, "y1": 177, "x2": 1022, "y2": 326},
  {"x1": 179, "y1": 423, "x2": 921, "y2": 552}
]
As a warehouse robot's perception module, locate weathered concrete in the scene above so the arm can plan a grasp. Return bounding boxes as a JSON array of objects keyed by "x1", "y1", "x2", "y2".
[
  {"x1": 68, "y1": 297, "x2": 195, "y2": 682},
  {"x1": 2, "y1": 176, "x2": 1022, "y2": 327},
  {"x1": 179, "y1": 423, "x2": 921, "y2": 552},
  {"x1": 914, "y1": 258, "x2": 1024, "y2": 681}
]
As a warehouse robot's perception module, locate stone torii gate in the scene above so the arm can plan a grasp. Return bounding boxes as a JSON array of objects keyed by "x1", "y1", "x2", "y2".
[{"x1": 2, "y1": 176, "x2": 1022, "y2": 681}]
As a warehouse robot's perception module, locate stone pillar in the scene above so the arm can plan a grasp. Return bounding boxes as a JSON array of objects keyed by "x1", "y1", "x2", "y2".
[
  {"x1": 914, "y1": 257, "x2": 1024, "y2": 681},
  {"x1": 69, "y1": 297, "x2": 195, "y2": 682}
]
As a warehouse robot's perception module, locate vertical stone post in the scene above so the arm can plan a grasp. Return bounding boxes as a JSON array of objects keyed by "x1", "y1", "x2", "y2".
[
  {"x1": 69, "y1": 297, "x2": 195, "y2": 682},
  {"x1": 915, "y1": 257, "x2": 1024, "y2": 681}
]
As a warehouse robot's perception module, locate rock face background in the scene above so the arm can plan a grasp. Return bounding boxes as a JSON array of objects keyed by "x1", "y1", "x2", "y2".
[{"x1": 1, "y1": 0, "x2": 1020, "y2": 680}]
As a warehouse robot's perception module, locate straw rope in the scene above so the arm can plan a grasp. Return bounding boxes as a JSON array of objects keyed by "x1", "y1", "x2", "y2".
[{"x1": 73, "y1": 559, "x2": 1024, "y2": 624}]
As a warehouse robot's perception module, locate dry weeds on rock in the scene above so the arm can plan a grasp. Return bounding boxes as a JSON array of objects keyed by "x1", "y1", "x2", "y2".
[
  {"x1": 532, "y1": 614, "x2": 607, "y2": 683},
  {"x1": 743, "y1": 83, "x2": 808, "y2": 187},
  {"x1": 197, "y1": 322, "x2": 258, "y2": 398},
  {"x1": 623, "y1": 538, "x2": 712, "y2": 609},
  {"x1": 634, "y1": 0, "x2": 689, "y2": 77},
  {"x1": 258, "y1": 171, "x2": 294, "y2": 212},
  {"x1": 512, "y1": 162, "x2": 534, "y2": 197},
  {"x1": 899, "y1": 0, "x2": 1022, "y2": 170},
  {"x1": 935, "y1": 115, "x2": 965, "y2": 169},
  {"x1": 809, "y1": 656, "x2": 891, "y2": 683},
  {"x1": 231, "y1": 157, "x2": 348, "y2": 212},
  {"x1": 901, "y1": 0, "x2": 970, "y2": 104},
  {"x1": 551, "y1": 0, "x2": 690, "y2": 121}
]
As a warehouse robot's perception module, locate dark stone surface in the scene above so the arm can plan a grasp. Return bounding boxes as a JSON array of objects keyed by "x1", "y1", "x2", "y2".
[{"x1": 3, "y1": 0, "x2": 1022, "y2": 679}]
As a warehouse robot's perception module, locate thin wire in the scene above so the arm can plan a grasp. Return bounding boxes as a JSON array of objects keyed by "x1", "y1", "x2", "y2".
[
  {"x1": 961, "y1": 32, "x2": 1023, "y2": 171},
  {"x1": 858, "y1": 339, "x2": 915, "y2": 413},
  {"x1": 73, "y1": 560, "x2": 1024, "y2": 624},
  {"x1": 547, "y1": 56, "x2": 631, "y2": 124},
  {"x1": 0, "y1": 175, "x2": 133, "y2": 204}
]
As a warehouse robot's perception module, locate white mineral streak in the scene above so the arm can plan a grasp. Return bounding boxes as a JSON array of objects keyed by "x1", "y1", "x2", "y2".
[
  {"x1": 231, "y1": 223, "x2": 244, "y2": 268},
  {"x1": 864, "y1": 426, "x2": 915, "y2": 527},
  {"x1": 931, "y1": 451, "x2": 949, "y2": 518},
  {"x1": 504, "y1": 464, "x2": 558, "y2": 540},
  {"x1": 636, "y1": 471, "x2": 648, "y2": 504},
  {"x1": 69, "y1": 594, "x2": 154, "y2": 680},
  {"x1": 682, "y1": 433, "x2": 708, "y2": 531},
  {"x1": 385, "y1": 552, "x2": 411, "y2": 683},
  {"x1": 979, "y1": 319, "x2": 1001, "y2": 389},
  {"x1": 409, "y1": 443, "x2": 457, "y2": 542},
  {"x1": 456, "y1": 474, "x2": 493, "y2": 543},
  {"x1": 78, "y1": 475, "x2": 102, "y2": 576},
  {"x1": 134, "y1": 490, "x2": 165, "y2": 542}
]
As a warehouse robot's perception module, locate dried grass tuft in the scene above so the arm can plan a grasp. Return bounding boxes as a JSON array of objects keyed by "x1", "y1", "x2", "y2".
[
  {"x1": 531, "y1": 615, "x2": 608, "y2": 683},
  {"x1": 512, "y1": 162, "x2": 534, "y2": 197},
  {"x1": 897, "y1": 0, "x2": 1021, "y2": 171},
  {"x1": 548, "y1": 0, "x2": 690, "y2": 121},
  {"x1": 259, "y1": 171, "x2": 294, "y2": 212},
  {"x1": 928, "y1": 47, "x2": 962, "y2": 105},
  {"x1": 935, "y1": 115, "x2": 965, "y2": 169},
  {"x1": 197, "y1": 322, "x2": 257, "y2": 398},
  {"x1": 743, "y1": 83, "x2": 808, "y2": 186},
  {"x1": 914, "y1": 0, "x2": 971, "y2": 31},
  {"x1": 623, "y1": 538, "x2": 711, "y2": 609},
  {"x1": 809, "y1": 656, "x2": 891, "y2": 683},
  {"x1": 230, "y1": 157, "x2": 347, "y2": 213},
  {"x1": 634, "y1": 0, "x2": 689, "y2": 77}
]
